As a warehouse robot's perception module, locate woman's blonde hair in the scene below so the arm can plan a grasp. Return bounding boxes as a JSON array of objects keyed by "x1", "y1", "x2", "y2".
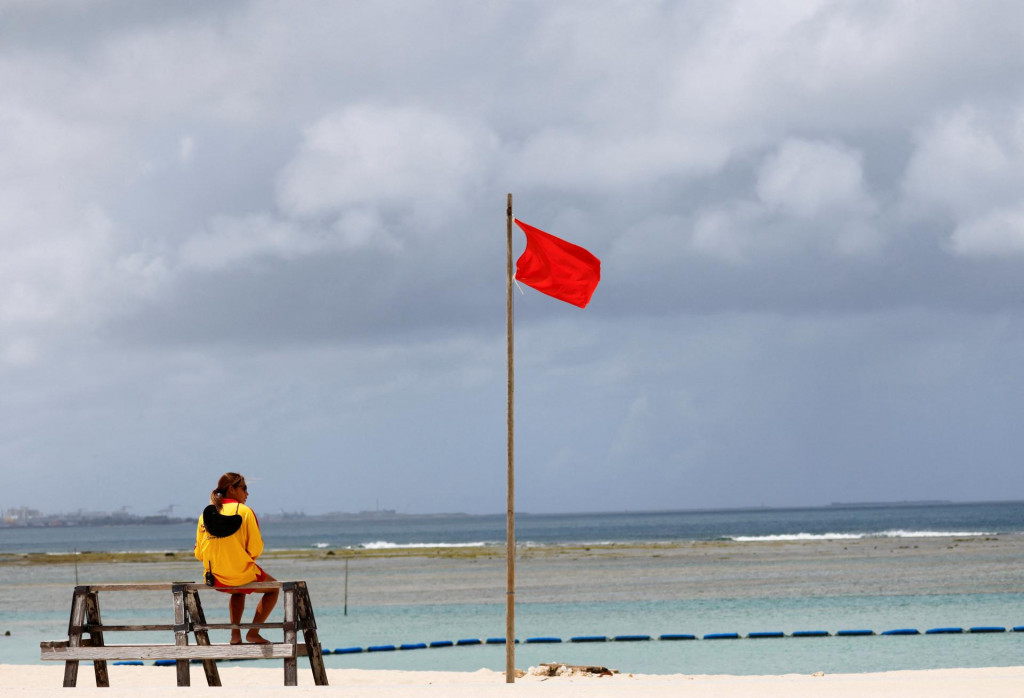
[{"x1": 210, "y1": 472, "x2": 245, "y2": 511}]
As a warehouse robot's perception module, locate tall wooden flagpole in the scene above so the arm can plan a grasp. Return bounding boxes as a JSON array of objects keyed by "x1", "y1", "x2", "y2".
[{"x1": 505, "y1": 193, "x2": 516, "y2": 683}]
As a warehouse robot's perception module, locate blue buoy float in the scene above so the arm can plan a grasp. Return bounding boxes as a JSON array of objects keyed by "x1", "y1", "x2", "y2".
[{"x1": 321, "y1": 620, "x2": 1019, "y2": 656}]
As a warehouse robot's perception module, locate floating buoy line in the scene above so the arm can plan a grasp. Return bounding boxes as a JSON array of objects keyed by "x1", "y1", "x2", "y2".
[{"x1": 119, "y1": 625, "x2": 1024, "y2": 666}]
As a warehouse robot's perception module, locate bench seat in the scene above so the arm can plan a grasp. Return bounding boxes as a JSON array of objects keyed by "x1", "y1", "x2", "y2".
[
  {"x1": 41, "y1": 640, "x2": 311, "y2": 661},
  {"x1": 40, "y1": 581, "x2": 326, "y2": 687}
]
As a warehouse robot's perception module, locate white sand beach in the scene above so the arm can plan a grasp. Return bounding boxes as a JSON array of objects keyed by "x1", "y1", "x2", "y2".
[{"x1": 3, "y1": 664, "x2": 1024, "y2": 697}]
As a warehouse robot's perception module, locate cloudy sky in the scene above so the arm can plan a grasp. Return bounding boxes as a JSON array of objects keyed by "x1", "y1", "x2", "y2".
[{"x1": 3, "y1": 1, "x2": 1024, "y2": 517}]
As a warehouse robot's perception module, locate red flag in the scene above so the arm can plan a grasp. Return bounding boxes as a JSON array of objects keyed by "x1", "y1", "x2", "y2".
[{"x1": 514, "y1": 219, "x2": 601, "y2": 308}]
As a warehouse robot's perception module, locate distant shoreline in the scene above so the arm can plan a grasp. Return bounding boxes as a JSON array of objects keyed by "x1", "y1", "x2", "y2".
[
  {"x1": 4, "y1": 499, "x2": 1022, "y2": 529},
  {"x1": 0, "y1": 515, "x2": 190, "y2": 529},
  {"x1": 828, "y1": 500, "x2": 953, "y2": 508}
]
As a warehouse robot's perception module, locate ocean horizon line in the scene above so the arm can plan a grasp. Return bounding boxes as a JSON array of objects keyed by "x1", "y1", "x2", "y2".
[
  {"x1": 250, "y1": 497, "x2": 1024, "y2": 519},
  {"x1": 6, "y1": 498, "x2": 1024, "y2": 526}
]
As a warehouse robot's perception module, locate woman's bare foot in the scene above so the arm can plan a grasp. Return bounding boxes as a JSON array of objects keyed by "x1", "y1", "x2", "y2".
[{"x1": 245, "y1": 631, "x2": 270, "y2": 644}]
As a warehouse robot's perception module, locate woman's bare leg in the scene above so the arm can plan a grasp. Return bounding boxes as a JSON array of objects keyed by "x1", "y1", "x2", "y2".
[
  {"x1": 228, "y1": 593, "x2": 246, "y2": 644},
  {"x1": 245, "y1": 572, "x2": 279, "y2": 644}
]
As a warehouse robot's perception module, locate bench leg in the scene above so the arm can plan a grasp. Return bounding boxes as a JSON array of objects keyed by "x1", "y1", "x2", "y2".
[
  {"x1": 172, "y1": 585, "x2": 190, "y2": 687},
  {"x1": 185, "y1": 589, "x2": 221, "y2": 686},
  {"x1": 85, "y1": 592, "x2": 110, "y2": 687},
  {"x1": 283, "y1": 584, "x2": 297, "y2": 686},
  {"x1": 62, "y1": 660, "x2": 78, "y2": 688},
  {"x1": 63, "y1": 588, "x2": 88, "y2": 687},
  {"x1": 296, "y1": 583, "x2": 328, "y2": 686}
]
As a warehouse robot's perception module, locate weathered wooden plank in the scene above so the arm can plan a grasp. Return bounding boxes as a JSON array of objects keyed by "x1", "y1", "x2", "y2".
[
  {"x1": 184, "y1": 588, "x2": 221, "y2": 687},
  {"x1": 79, "y1": 582, "x2": 284, "y2": 592},
  {"x1": 296, "y1": 583, "x2": 328, "y2": 686},
  {"x1": 44, "y1": 580, "x2": 322, "y2": 687},
  {"x1": 74, "y1": 584, "x2": 186, "y2": 592},
  {"x1": 63, "y1": 589, "x2": 87, "y2": 688},
  {"x1": 172, "y1": 585, "x2": 190, "y2": 686},
  {"x1": 41, "y1": 641, "x2": 311, "y2": 656},
  {"x1": 193, "y1": 622, "x2": 287, "y2": 631},
  {"x1": 211, "y1": 582, "x2": 283, "y2": 591},
  {"x1": 82, "y1": 624, "x2": 177, "y2": 632},
  {"x1": 79, "y1": 621, "x2": 288, "y2": 633},
  {"x1": 85, "y1": 592, "x2": 109, "y2": 687},
  {"x1": 282, "y1": 585, "x2": 298, "y2": 687},
  {"x1": 41, "y1": 643, "x2": 298, "y2": 661}
]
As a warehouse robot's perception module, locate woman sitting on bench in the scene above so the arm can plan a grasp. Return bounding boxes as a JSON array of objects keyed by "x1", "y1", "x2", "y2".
[{"x1": 195, "y1": 472, "x2": 279, "y2": 644}]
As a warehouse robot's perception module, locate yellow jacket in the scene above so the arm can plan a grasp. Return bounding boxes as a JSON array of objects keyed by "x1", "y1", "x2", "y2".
[{"x1": 194, "y1": 500, "x2": 264, "y2": 587}]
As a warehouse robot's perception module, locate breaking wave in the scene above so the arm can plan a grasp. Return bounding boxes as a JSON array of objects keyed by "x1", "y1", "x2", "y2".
[
  {"x1": 353, "y1": 541, "x2": 491, "y2": 550},
  {"x1": 729, "y1": 530, "x2": 995, "y2": 542}
]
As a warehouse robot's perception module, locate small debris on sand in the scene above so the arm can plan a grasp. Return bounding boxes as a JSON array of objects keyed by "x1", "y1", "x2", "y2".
[{"x1": 530, "y1": 663, "x2": 618, "y2": 678}]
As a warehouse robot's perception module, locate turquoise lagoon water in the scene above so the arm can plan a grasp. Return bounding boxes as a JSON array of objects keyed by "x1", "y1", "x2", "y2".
[
  {"x1": 315, "y1": 594, "x2": 1024, "y2": 675},
  {"x1": 5, "y1": 592, "x2": 1023, "y2": 674},
  {"x1": 3, "y1": 502, "x2": 1024, "y2": 674}
]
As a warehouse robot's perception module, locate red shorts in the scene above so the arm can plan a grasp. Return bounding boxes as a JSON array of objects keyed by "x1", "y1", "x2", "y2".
[{"x1": 214, "y1": 566, "x2": 268, "y2": 594}]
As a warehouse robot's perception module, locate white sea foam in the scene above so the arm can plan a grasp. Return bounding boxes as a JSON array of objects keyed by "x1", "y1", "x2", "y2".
[
  {"x1": 312, "y1": 542, "x2": 330, "y2": 548},
  {"x1": 877, "y1": 529, "x2": 995, "y2": 538},
  {"x1": 730, "y1": 530, "x2": 995, "y2": 542},
  {"x1": 353, "y1": 541, "x2": 490, "y2": 550},
  {"x1": 520, "y1": 540, "x2": 617, "y2": 548},
  {"x1": 731, "y1": 533, "x2": 864, "y2": 542}
]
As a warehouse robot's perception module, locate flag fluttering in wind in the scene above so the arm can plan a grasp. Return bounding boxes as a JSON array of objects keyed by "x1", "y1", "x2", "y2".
[
  {"x1": 513, "y1": 219, "x2": 601, "y2": 308},
  {"x1": 503, "y1": 202, "x2": 602, "y2": 684}
]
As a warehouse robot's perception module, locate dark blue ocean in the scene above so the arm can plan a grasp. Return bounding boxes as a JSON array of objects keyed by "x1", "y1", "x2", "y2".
[{"x1": 3, "y1": 501, "x2": 1022, "y2": 553}]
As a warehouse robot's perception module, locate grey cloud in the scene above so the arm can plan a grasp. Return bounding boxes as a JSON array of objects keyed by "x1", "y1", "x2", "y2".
[
  {"x1": 5, "y1": 1, "x2": 1024, "y2": 515},
  {"x1": 276, "y1": 105, "x2": 500, "y2": 224}
]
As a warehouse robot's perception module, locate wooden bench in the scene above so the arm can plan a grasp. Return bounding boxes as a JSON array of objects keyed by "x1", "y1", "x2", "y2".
[{"x1": 40, "y1": 581, "x2": 328, "y2": 687}]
